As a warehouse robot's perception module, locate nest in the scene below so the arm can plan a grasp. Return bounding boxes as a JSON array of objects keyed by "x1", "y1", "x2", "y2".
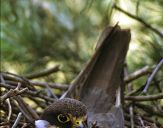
[{"x1": 1, "y1": 62, "x2": 163, "y2": 128}]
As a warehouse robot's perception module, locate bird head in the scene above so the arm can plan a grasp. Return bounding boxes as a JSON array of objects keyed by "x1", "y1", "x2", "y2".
[{"x1": 39, "y1": 98, "x2": 87, "y2": 128}]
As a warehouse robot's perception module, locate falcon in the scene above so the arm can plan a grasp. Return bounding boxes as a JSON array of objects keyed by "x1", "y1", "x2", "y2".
[
  {"x1": 35, "y1": 98, "x2": 87, "y2": 128},
  {"x1": 35, "y1": 24, "x2": 131, "y2": 128}
]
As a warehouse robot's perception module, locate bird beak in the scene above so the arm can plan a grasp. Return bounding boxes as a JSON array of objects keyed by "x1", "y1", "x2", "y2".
[
  {"x1": 74, "y1": 123, "x2": 84, "y2": 128},
  {"x1": 71, "y1": 115, "x2": 87, "y2": 128},
  {"x1": 73, "y1": 120, "x2": 85, "y2": 128}
]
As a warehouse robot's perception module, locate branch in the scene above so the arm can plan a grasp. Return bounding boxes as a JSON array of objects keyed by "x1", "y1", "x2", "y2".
[
  {"x1": 113, "y1": 4, "x2": 163, "y2": 38},
  {"x1": 124, "y1": 66, "x2": 134, "y2": 128},
  {"x1": 24, "y1": 65, "x2": 60, "y2": 79},
  {"x1": 125, "y1": 93, "x2": 163, "y2": 101},
  {"x1": 29, "y1": 81, "x2": 68, "y2": 90},
  {"x1": 0, "y1": 83, "x2": 28, "y2": 102},
  {"x1": 124, "y1": 109, "x2": 162, "y2": 126},
  {"x1": 1, "y1": 72, "x2": 35, "y2": 90},
  {"x1": 138, "y1": 116, "x2": 145, "y2": 127},
  {"x1": 2, "y1": 72, "x2": 68, "y2": 90},
  {"x1": 44, "y1": 83, "x2": 58, "y2": 99},
  {"x1": 135, "y1": 103, "x2": 163, "y2": 117},
  {"x1": 124, "y1": 66, "x2": 154, "y2": 83},
  {"x1": 14, "y1": 96, "x2": 39, "y2": 121},
  {"x1": 6, "y1": 99, "x2": 12, "y2": 121},
  {"x1": 143, "y1": 59, "x2": 163, "y2": 93},
  {"x1": 11, "y1": 112, "x2": 22, "y2": 128},
  {"x1": 0, "y1": 83, "x2": 55, "y2": 102},
  {"x1": 127, "y1": 85, "x2": 145, "y2": 96}
]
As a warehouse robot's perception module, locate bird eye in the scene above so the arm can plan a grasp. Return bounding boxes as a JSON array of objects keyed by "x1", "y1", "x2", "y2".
[{"x1": 57, "y1": 114, "x2": 70, "y2": 123}]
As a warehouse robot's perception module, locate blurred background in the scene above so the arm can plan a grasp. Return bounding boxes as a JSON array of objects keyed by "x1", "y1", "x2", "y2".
[
  {"x1": 1, "y1": 0, "x2": 163, "y2": 127},
  {"x1": 1, "y1": 0, "x2": 163, "y2": 84}
]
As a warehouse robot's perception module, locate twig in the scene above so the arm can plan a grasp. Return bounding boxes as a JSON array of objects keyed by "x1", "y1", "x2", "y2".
[
  {"x1": 124, "y1": 110, "x2": 162, "y2": 127},
  {"x1": 13, "y1": 98, "x2": 34, "y2": 122},
  {"x1": 113, "y1": 4, "x2": 163, "y2": 38},
  {"x1": 5, "y1": 80, "x2": 68, "y2": 90},
  {"x1": 124, "y1": 120, "x2": 139, "y2": 128},
  {"x1": 124, "y1": 66, "x2": 154, "y2": 83},
  {"x1": 0, "y1": 83, "x2": 55, "y2": 102},
  {"x1": 1, "y1": 72, "x2": 35, "y2": 90},
  {"x1": 125, "y1": 93, "x2": 163, "y2": 101},
  {"x1": 6, "y1": 98, "x2": 12, "y2": 121},
  {"x1": 127, "y1": 85, "x2": 145, "y2": 96},
  {"x1": 30, "y1": 81, "x2": 68, "y2": 90},
  {"x1": 2, "y1": 72, "x2": 68, "y2": 90},
  {"x1": 0, "y1": 73, "x2": 5, "y2": 83},
  {"x1": 124, "y1": 113, "x2": 142, "y2": 127},
  {"x1": 143, "y1": 59, "x2": 163, "y2": 93},
  {"x1": 1, "y1": 98, "x2": 19, "y2": 112},
  {"x1": 27, "y1": 95, "x2": 47, "y2": 108},
  {"x1": 138, "y1": 116, "x2": 145, "y2": 127},
  {"x1": 124, "y1": 65, "x2": 134, "y2": 128},
  {"x1": 45, "y1": 83, "x2": 58, "y2": 99},
  {"x1": 20, "y1": 123, "x2": 29, "y2": 128},
  {"x1": 14, "y1": 96, "x2": 39, "y2": 121},
  {"x1": 124, "y1": 112, "x2": 161, "y2": 127},
  {"x1": 0, "y1": 122, "x2": 10, "y2": 126},
  {"x1": 0, "y1": 83, "x2": 28, "y2": 102},
  {"x1": 129, "y1": 105, "x2": 134, "y2": 128},
  {"x1": 153, "y1": 78, "x2": 162, "y2": 93},
  {"x1": 135, "y1": 103, "x2": 163, "y2": 117},
  {"x1": 126, "y1": 79, "x2": 162, "y2": 96},
  {"x1": 11, "y1": 112, "x2": 23, "y2": 128},
  {"x1": 24, "y1": 65, "x2": 60, "y2": 79}
]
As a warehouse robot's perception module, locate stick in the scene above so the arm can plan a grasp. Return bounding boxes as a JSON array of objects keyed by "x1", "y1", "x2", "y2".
[
  {"x1": 143, "y1": 59, "x2": 163, "y2": 93},
  {"x1": 129, "y1": 105, "x2": 134, "y2": 128},
  {"x1": 14, "y1": 96, "x2": 39, "y2": 121},
  {"x1": 135, "y1": 103, "x2": 163, "y2": 117},
  {"x1": 124, "y1": 65, "x2": 134, "y2": 128},
  {"x1": 11, "y1": 112, "x2": 22, "y2": 128},
  {"x1": 1, "y1": 72, "x2": 35, "y2": 90},
  {"x1": 45, "y1": 83, "x2": 58, "y2": 99},
  {"x1": 30, "y1": 81, "x2": 68, "y2": 90},
  {"x1": 24, "y1": 65, "x2": 60, "y2": 79},
  {"x1": 0, "y1": 83, "x2": 55, "y2": 102},
  {"x1": 2, "y1": 72, "x2": 68, "y2": 90},
  {"x1": 0, "y1": 83, "x2": 28, "y2": 102},
  {"x1": 6, "y1": 98, "x2": 12, "y2": 121},
  {"x1": 124, "y1": 66, "x2": 154, "y2": 83},
  {"x1": 113, "y1": 4, "x2": 163, "y2": 38},
  {"x1": 138, "y1": 116, "x2": 145, "y2": 127},
  {"x1": 13, "y1": 97, "x2": 34, "y2": 122},
  {"x1": 125, "y1": 93, "x2": 163, "y2": 101}
]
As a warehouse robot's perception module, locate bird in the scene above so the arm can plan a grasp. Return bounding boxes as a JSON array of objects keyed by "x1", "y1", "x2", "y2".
[
  {"x1": 35, "y1": 98, "x2": 87, "y2": 128},
  {"x1": 35, "y1": 24, "x2": 130, "y2": 128},
  {"x1": 62, "y1": 24, "x2": 131, "y2": 128}
]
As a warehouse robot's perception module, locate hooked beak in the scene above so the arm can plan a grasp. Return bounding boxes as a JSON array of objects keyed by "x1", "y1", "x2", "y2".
[
  {"x1": 73, "y1": 120, "x2": 85, "y2": 128},
  {"x1": 74, "y1": 123, "x2": 84, "y2": 128},
  {"x1": 71, "y1": 115, "x2": 87, "y2": 128}
]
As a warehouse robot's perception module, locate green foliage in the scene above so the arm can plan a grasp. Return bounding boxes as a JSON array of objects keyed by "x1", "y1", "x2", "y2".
[{"x1": 1, "y1": 0, "x2": 163, "y2": 84}]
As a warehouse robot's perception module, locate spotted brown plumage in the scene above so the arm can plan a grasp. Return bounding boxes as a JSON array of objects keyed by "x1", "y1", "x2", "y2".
[{"x1": 40, "y1": 98, "x2": 87, "y2": 128}]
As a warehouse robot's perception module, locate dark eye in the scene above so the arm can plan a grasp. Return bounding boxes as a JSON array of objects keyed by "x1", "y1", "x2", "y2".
[{"x1": 57, "y1": 114, "x2": 70, "y2": 123}]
